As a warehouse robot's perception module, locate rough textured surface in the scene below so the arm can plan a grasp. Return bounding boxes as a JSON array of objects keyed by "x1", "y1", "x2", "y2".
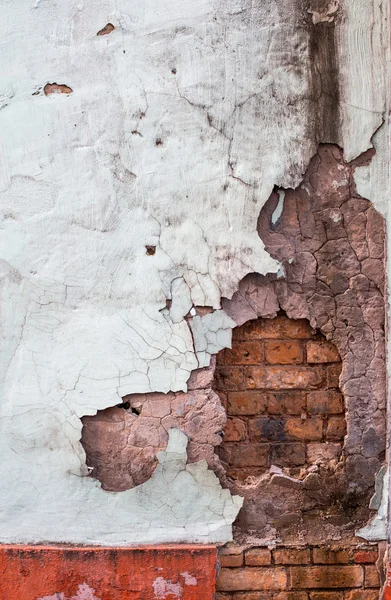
[
  {"x1": 0, "y1": 429, "x2": 242, "y2": 545},
  {"x1": 0, "y1": 545, "x2": 217, "y2": 600},
  {"x1": 221, "y1": 145, "x2": 386, "y2": 544},
  {"x1": 0, "y1": 0, "x2": 388, "y2": 545},
  {"x1": 216, "y1": 316, "x2": 344, "y2": 482},
  {"x1": 217, "y1": 542, "x2": 382, "y2": 598},
  {"x1": 82, "y1": 360, "x2": 226, "y2": 490}
]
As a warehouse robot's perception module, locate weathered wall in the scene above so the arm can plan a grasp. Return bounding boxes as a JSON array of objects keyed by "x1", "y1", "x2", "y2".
[
  {"x1": 0, "y1": 0, "x2": 389, "y2": 545},
  {"x1": 217, "y1": 543, "x2": 383, "y2": 599}
]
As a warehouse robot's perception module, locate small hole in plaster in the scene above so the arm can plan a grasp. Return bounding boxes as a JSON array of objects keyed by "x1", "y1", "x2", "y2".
[
  {"x1": 146, "y1": 245, "x2": 156, "y2": 255},
  {"x1": 171, "y1": 68, "x2": 177, "y2": 74},
  {"x1": 44, "y1": 83, "x2": 73, "y2": 96},
  {"x1": 117, "y1": 400, "x2": 130, "y2": 409},
  {"x1": 155, "y1": 138, "x2": 163, "y2": 146},
  {"x1": 97, "y1": 23, "x2": 115, "y2": 36}
]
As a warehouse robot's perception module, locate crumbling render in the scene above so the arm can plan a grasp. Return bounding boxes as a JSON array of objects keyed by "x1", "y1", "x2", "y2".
[
  {"x1": 81, "y1": 144, "x2": 386, "y2": 549},
  {"x1": 217, "y1": 144, "x2": 386, "y2": 542},
  {"x1": 81, "y1": 361, "x2": 226, "y2": 491}
]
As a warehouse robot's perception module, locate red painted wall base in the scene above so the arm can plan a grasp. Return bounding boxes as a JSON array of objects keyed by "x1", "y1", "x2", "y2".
[{"x1": 0, "y1": 544, "x2": 217, "y2": 600}]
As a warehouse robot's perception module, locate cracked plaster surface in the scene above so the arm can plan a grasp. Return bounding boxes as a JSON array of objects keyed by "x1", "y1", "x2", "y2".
[
  {"x1": 0, "y1": 0, "x2": 388, "y2": 544},
  {"x1": 222, "y1": 145, "x2": 387, "y2": 544}
]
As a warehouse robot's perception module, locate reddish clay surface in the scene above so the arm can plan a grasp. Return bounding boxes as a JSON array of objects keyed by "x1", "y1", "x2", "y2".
[
  {"x1": 81, "y1": 361, "x2": 226, "y2": 491},
  {"x1": 0, "y1": 545, "x2": 217, "y2": 600}
]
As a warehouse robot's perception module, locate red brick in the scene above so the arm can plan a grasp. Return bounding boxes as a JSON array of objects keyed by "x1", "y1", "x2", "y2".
[
  {"x1": 312, "y1": 548, "x2": 349, "y2": 564},
  {"x1": 230, "y1": 594, "x2": 271, "y2": 600},
  {"x1": 217, "y1": 567, "x2": 287, "y2": 591},
  {"x1": 245, "y1": 548, "x2": 272, "y2": 566},
  {"x1": 364, "y1": 565, "x2": 379, "y2": 587},
  {"x1": 218, "y1": 391, "x2": 228, "y2": 410},
  {"x1": 353, "y1": 550, "x2": 378, "y2": 564},
  {"x1": 222, "y1": 341, "x2": 264, "y2": 365},
  {"x1": 290, "y1": 566, "x2": 363, "y2": 589},
  {"x1": 265, "y1": 341, "x2": 303, "y2": 365},
  {"x1": 233, "y1": 316, "x2": 314, "y2": 340},
  {"x1": 220, "y1": 545, "x2": 245, "y2": 555},
  {"x1": 326, "y1": 416, "x2": 347, "y2": 440},
  {"x1": 228, "y1": 391, "x2": 306, "y2": 416},
  {"x1": 326, "y1": 364, "x2": 341, "y2": 388},
  {"x1": 274, "y1": 594, "x2": 309, "y2": 600},
  {"x1": 224, "y1": 418, "x2": 247, "y2": 442},
  {"x1": 230, "y1": 594, "x2": 295, "y2": 600},
  {"x1": 307, "y1": 340, "x2": 340, "y2": 363},
  {"x1": 267, "y1": 392, "x2": 306, "y2": 415},
  {"x1": 274, "y1": 549, "x2": 310, "y2": 565},
  {"x1": 307, "y1": 443, "x2": 342, "y2": 464},
  {"x1": 220, "y1": 552, "x2": 244, "y2": 567},
  {"x1": 309, "y1": 594, "x2": 340, "y2": 600},
  {"x1": 307, "y1": 390, "x2": 344, "y2": 415},
  {"x1": 309, "y1": 593, "x2": 340, "y2": 600},
  {"x1": 221, "y1": 443, "x2": 270, "y2": 467},
  {"x1": 249, "y1": 416, "x2": 285, "y2": 441},
  {"x1": 345, "y1": 591, "x2": 379, "y2": 600},
  {"x1": 215, "y1": 367, "x2": 245, "y2": 391},
  {"x1": 285, "y1": 417, "x2": 323, "y2": 441},
  {"x1": 246, "y1": 366, "x2": 325, "y2": 390},
  {"x1": 228, "y1": 391, "x2": 269, "y2": 415},
  {"x1": 271, "y1": 443, "x2": 306, "y2": 467}
]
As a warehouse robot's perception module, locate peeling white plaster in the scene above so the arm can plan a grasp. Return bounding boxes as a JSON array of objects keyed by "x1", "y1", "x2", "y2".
[
  {"x1": 0, "y1": 429, "x2": 242, "y2": 545},
  {"x1": 356, "y1": 466, "x2": 388, "y2": 541},
  {"x1": 0, "y1": 0, "x2": 388, "y2": 544},
  {"x1": 169, "y1": 278, "x2": 193, "y2": 324},
  {"x1": 354, "y1": 122, "x2": 390, "y2": 217},
  {"x1": 189, "y1": 310, "x2": 236, "y2": 368},
  {"x1": 271, "y1": 190, "x2": 285, "y2": 226}
]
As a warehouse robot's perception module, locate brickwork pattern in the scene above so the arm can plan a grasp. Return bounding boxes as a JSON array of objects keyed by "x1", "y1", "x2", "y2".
[
  {"x1": 217, "y1": 545, "x2": 381, "y2": 599},
  {"x1": 215, "y1": 315, "x2": 344, "y2": 480}
]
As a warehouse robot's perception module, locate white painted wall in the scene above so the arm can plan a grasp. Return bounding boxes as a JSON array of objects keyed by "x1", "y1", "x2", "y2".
[{"x1": 0, "y1": 0, "x2": 388, "y2": 544}]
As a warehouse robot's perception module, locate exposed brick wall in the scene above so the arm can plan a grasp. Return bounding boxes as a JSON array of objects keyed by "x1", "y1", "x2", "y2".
[
  {"x1": 217, "y1": 544, "x2": 381, "y2": 599},
  {"x1": 215, "y1": 314, "x2": 344, "y2": 480},
  {"x1": 214, "y1": 314, "x2": 382, "y2": 597}
]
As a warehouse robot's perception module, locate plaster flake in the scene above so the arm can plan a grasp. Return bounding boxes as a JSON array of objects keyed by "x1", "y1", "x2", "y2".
[
  {"x1": 38, "y1": 584, "x2": 101, "y2": 600},
  {"x1": 0, "y1": 0, "x2": 388, "y2": 545},
  {"x1": 356, "y1": 467, "x2": 389, "y2": 541},
  {"x1": 153, "y1": 577, "x2": 183, "y2": 599},
  {"x1": 189, "y1": 310, "x2": 236, "y2": 368}
]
